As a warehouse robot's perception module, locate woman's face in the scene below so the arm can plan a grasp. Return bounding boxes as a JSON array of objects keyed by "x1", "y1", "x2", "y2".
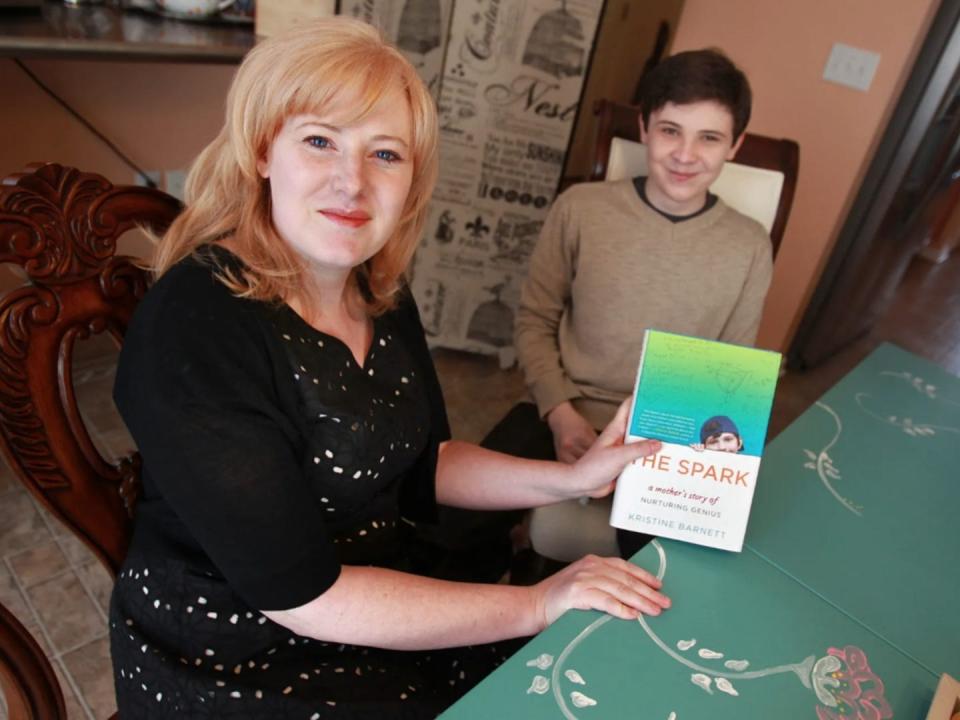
[{"x1": 257, "y1": 86, "x2": 414, "y2": 282}]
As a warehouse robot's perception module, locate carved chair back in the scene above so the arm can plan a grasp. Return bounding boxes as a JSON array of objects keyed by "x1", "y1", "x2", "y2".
[
  {"x1": 0, "y1": 163, "x2": 180, "y2": 719},
  {"x1": 0, "y1": 163, "x2": 180, "y2": 574},
  {"x1": 0, "y1": 162, "x2": 180, "y2": 574}
]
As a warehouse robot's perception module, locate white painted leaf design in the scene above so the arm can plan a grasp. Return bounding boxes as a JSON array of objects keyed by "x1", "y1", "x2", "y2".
[
  {"x1": 525, "y1": 653, "x2": 553, "y2": 670},
  {"x1": 716, "y1": 678, "x2": 739, "y2": 696},
  {"x1": 570, "y1": 691, "x2": 597, "y2": 708},
  {"x1": 564, "y1": 669, "x2": 586, "y2": 685},
  {"x1": 526, "y1": 675, "x2": 549, "y2": 695},
  {"x1": 691, "y1": 674, "x2": 713, "y2": 694}
]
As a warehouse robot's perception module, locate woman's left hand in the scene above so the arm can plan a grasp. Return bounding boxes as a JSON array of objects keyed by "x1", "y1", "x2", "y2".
[
  {"x1": 534, "y1": 553, "x2": 670, "y2": 626},
  {"x1": 567, "y1": 399, "x2": 661, "y2": 499}
]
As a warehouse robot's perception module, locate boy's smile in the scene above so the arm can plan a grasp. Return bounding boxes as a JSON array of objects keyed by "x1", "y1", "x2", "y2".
[{"x1": 640, "y1": 100, "x2": 744, "y2": 216}]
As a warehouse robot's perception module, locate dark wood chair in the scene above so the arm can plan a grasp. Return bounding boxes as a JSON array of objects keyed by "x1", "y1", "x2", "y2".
[
  {"x1": 0, "y1": 162, "x2": 181, "y2": 719},
  {"x1": 588, "y1": 99, "x2": 800, "y2": 258},
  {"x1": 0, "y1": 601, "x2": 65, "y2": 719}
]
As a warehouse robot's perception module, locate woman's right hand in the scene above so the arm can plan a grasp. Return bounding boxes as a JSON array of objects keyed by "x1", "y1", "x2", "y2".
[{"x1": 532, "y1": 554, "x2": 671, "y2": 628}]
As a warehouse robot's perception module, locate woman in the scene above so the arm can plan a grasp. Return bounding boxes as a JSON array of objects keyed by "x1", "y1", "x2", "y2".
[{"x1": 110, "y1": 18, "x2": 668, "y2": 718}]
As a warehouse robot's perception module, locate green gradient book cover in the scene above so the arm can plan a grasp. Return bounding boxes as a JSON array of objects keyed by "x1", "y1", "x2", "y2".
[{"x1": 611, "y1": 330, "x2": 782, "y2": 551}]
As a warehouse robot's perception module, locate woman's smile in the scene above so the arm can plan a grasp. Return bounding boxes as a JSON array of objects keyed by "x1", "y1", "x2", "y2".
[{"x1": 320, "y1": 207, "x2": 372, "y2": 228}]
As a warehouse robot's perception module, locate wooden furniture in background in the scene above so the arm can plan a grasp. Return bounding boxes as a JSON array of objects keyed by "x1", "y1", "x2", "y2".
[
  {"x1": 0, "y1": 5, "x2": 253, "y2": 63},
  {"x1": 0, "y1": 601, "x2": 64, "y2": 720},
  {"x1": 918, "y1": 174, "x2": 960, "y2": 263},
  {"x1": 0, "y1": 162, "x2": 180, "y2": 719}
]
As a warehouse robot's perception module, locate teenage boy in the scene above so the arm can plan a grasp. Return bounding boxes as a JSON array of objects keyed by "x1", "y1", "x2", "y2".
[{"x1": 502, "y1": 49, "x2": 772, "y2": 565}]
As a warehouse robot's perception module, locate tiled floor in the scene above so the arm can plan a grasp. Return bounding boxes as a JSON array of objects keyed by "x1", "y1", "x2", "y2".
[
  {"x1": 0, "y1": 339, "x2": 127, "y2": 719},
  {"x1": 1, "y1": 249, "x2": 957, "y2": 718}
]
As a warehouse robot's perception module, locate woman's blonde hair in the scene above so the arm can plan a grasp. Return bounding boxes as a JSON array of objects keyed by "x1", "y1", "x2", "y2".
[{"x1": 153, "y1": 17, "x2": 439, "y2": 316}]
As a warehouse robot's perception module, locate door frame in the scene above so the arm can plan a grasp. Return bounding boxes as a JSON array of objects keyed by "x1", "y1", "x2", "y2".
[{"x1": 787, "y1": 0, "x2": 960, "y2": 369}]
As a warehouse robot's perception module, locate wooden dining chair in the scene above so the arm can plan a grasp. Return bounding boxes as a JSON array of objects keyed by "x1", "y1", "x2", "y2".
[
  {"x1": 0, "y1": 162, "x2": 181, "y2": 719},
  {"x1": 0, "y1": 601, "x2": 65, "y2": 719},
  {"x1": 588, "y1": 98, "x2": 800, "y2": 258}
]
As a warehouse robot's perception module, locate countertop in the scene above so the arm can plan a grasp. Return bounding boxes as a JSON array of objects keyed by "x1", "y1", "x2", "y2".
[{"x1": 0, "y1": 1, "x2": 255, "y2": 63}]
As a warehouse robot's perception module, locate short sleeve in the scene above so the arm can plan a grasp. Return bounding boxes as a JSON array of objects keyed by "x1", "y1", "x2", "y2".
[{"x1": 115, "y1": 261, "x2": 341, "y2": 611}]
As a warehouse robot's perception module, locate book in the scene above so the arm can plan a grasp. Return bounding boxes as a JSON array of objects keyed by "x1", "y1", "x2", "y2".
[{"x1": 609, "y1": 330, "x2": 782, "y2": 552}]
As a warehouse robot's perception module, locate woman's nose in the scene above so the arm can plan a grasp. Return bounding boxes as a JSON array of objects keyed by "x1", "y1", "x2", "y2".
[{"x1": 333, "y1": 154, "x2": 364, "y2": 196}]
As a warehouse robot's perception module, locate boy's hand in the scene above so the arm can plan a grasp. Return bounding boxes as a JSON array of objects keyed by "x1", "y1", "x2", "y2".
[{"x1": 546, "y1": 402, "x2": 598, "y2": 463}]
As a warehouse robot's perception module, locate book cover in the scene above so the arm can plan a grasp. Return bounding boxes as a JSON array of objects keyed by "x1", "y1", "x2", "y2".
[{"x1": 610, "y1": 330, "x2": 782, "y2": 552}]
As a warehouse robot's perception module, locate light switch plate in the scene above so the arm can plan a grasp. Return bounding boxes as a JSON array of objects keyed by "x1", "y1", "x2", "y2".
[{"x1": 823, "y1": 42, "x2": 881, "y2": 92}]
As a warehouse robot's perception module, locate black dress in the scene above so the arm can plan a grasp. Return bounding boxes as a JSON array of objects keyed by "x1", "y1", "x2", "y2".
[{"x1": 109, "y1": 248, "x2": 515, "y2": 718}]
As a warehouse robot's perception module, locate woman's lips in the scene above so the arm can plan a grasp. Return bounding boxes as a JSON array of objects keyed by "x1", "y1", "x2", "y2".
[{"x1": 320, "y1": 209, "x2": 371, "y2": 228}]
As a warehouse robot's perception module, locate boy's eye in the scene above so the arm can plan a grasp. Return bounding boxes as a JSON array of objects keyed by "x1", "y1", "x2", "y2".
[
  {"x1": 305, "y1": 136, "x2": 331, "y2": 149},
  {"x1": 375, "y1": 149, "x2": 403, "y2": 163}
]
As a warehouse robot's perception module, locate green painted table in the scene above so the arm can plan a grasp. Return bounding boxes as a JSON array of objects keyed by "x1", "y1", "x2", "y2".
[
  {"x1": 748, "y1": 343, "x2": 960, "y2": 678},
  {"x1": 442, "y1": 344, "x2": 956, "y2": 719},
  {"x1": 443, "y1": 540, "x2": 937, "y2": 719}
]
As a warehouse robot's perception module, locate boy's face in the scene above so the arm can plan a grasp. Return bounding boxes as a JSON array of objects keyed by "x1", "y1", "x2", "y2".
[
  {"x1": 704, "y1": 432, "x2": 743, "y2": 453},
  {"x1": 640, "y1": 100, "x2": 744, "y2": 216}
]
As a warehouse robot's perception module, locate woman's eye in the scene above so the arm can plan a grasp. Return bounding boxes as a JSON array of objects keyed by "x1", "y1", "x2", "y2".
[
  {"x1": 375, "y1": 149, "x2": 402, "y2": 163},
  {"x1": 305, "y1": 136, "x2": 331, "y2": 149}
]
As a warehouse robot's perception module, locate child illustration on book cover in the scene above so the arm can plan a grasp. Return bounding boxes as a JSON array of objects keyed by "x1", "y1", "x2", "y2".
[{"x1": 691, "y1": 415, "x2": 744, "y2": 453}]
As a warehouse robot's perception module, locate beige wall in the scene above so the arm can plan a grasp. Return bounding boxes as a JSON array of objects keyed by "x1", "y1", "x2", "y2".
[
  {"x1": 0, "y1": 58, "x2": 235, "y2": 270},
  {"x1": 1, "y1": 58, "x2": 234, "y2": 184},
  {"x1": 671, "y1": 0, "x2": 939, "y2": 351}
]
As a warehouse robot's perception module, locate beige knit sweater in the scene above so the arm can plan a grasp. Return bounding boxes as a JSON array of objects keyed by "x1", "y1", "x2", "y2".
[{"x1": 515, "y1": 179, "x2": 773, "y2": 429}]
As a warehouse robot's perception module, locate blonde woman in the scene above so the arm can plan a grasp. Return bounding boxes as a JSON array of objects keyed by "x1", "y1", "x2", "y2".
[{"x1": 110, "y1": 18, "x2": 668, "y2": 718}]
